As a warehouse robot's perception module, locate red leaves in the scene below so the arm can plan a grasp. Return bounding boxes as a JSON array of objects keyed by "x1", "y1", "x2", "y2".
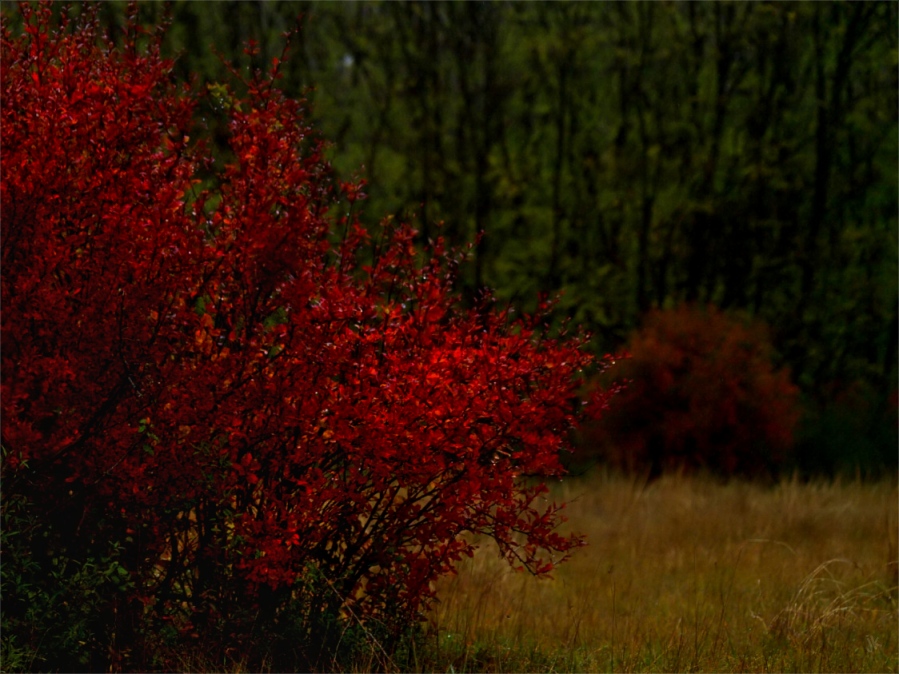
[
  {"x1": 0, "y1": 4, "x2": 612, "y2": 642},
  {"x1": 234, "y1": 452, "x2": 261, "y2": 485},
  {"x1": 585, "y1": 303, "x2": 801, "y2": 478},
  {"x1": 342, "y1": 179, "x2": 367, "y2": 203}
]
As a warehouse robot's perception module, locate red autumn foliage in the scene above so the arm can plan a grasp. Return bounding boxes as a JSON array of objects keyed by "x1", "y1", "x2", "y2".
[
  {"x1": 584, "y1": 304, "x2": 800, "y2": 479},
  {"x1": 1, "y1": 5, "x2": 612, "y2": 667}
]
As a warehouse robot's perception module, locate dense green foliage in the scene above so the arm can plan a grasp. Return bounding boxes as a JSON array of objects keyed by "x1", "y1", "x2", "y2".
[{"x1": 85, "y1": 1, "x2": 897, "y2": 472}]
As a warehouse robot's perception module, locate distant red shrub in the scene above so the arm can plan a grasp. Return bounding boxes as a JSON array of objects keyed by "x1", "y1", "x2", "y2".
[{"x1": 585, "y1": 304, "x2": 801, "y2": 478}]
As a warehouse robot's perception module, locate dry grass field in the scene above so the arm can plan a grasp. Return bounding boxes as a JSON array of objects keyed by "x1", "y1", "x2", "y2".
[{"x1": 417, "y1": 471, "x2": 898, "y2": 673}]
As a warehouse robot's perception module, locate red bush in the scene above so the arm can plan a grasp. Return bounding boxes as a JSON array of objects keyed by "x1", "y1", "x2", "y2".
[
  {"x1": 585, "y1": 304, "x2": 800, "y2": 479},
  {"x1": 1, "y1": 5, "x2": 612, "y2": 667}
]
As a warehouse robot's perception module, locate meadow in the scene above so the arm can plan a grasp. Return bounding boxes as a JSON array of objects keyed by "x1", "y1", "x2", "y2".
[{"x1": 409, "y1": 470, "x2": 898, "y2": 673}]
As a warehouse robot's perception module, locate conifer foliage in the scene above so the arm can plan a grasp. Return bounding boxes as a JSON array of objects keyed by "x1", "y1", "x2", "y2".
[{"x1": 1, "y1": 5, "x2": 611, "y2": 669}]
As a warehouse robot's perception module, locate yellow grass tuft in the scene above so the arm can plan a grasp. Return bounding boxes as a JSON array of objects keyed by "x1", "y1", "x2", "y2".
[{"x1": 424, "y1": 470, "x2": 898, "y2": 673}]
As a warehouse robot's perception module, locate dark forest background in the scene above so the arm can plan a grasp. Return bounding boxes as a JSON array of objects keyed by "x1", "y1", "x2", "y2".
[{"x1": 74, "y1": 1, "x2": 899, "y2": 473}]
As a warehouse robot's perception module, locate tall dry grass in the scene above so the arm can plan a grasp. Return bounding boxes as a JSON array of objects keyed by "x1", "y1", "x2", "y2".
[{"x1": 423, "y1": 471, "x2": 898, "y2": 673}]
